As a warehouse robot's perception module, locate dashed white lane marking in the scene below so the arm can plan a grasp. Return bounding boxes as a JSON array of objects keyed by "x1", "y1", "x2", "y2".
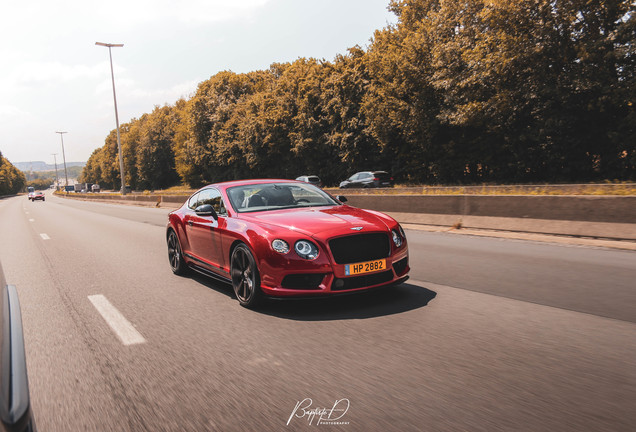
[
  {"x1": 39, "y1": 233, "x2": 50, "y2": 240},
  {"x1": 88, "y1": 295, "x2": 146, "y2": 346},
  {"x1": 29, "y1": 219, "x2": 34, "y2": 222}
]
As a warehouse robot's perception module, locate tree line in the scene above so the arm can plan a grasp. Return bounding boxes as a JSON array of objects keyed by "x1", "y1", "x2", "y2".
[
  {"x1": 0, "y1": 152, "x2": 26, "y2": 196},
  {"x1": 80, "y1": 0, "x2": 636, "y2": 189}
]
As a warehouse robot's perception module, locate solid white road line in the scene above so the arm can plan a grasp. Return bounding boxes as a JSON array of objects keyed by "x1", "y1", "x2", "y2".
[
  {"x1": 88, "y1": 295, "x2": 146, "y2": 346},
  {"x1": 40, "y1": 233, "x2": 50, "y2": 240}
]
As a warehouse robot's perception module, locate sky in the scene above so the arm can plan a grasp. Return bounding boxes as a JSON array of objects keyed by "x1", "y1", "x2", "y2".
[{"x1": 0, "y1": 0, "x2": 396, "y2": 165}]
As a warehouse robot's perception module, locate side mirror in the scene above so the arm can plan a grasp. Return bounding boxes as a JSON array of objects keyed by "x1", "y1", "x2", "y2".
[
  {"x1": 336, "y1": 195, "x2": 348, "y2": 203},
  {"x1": 195, "y1": 204, "x2": 218, "y2": 220}
]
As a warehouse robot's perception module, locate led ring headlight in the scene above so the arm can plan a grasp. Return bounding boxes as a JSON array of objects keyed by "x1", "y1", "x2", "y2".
[
  {"x1": 392, "y1": 229, "x2": 403, "y2": 247},
  {"x1": 295, "y1": 240, "x2": 319, "y2": 260},
  {"x1": 272, "y1": 239, "x2": 290, "y2": 254}
]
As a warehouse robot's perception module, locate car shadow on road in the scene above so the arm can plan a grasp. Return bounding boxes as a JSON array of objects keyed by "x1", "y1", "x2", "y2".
[
  {"x1": 256, "y1": 283, "x2": 436, "y2": 321},
  {"x1": 188, "y1": 273, "x2": 436, "y2": 321}
]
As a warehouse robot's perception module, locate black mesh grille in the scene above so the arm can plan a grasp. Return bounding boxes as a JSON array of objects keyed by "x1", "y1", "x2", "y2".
[
  {"x1": 328, "y1": 233, "x2": 390, "y2": 264},
  {"x1": 331, "y1": 270, "x2": 394, "y2": 291},
  {"x1": 281, "y1": 274, "x2": 326, "y2": 290},
  {"x1": 392, "y1": 257, "x2": 408, "y2": 276}
]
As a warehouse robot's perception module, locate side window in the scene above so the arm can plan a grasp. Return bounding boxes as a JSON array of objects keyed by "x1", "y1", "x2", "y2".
[
  {"x1": 197, "y1": 188, "x2": 227, "y2": 216},
  {"x1": 188, "y1": 192, "x2": 200, "y2": 210}
]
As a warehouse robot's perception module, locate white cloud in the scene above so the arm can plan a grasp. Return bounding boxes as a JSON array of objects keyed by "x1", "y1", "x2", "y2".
[
  {"x1": 170, "y1": 0, "x2": 271, "y2": 23},
  {"x1": 10, "y1": 61, "x2": 111, "y2": 86},
  {"x1": 86, "y1": 0, "x2": 271, "y2": 29},
  {"x1": 0, "y1": 105, "x2": 30, "y2": 118},
  {"x1": 129, "y1": 79, "x2": 199, "y2": 103}
]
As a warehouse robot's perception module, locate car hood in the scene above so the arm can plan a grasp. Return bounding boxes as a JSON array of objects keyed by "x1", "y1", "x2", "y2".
[{"x1": 239, "y1": 205, "x2": 391, "y2": 238}]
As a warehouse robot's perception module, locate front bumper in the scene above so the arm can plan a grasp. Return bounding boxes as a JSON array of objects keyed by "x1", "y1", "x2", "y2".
[{"x1": 259, "y1": 252, "x2": 409, "y2": 298}]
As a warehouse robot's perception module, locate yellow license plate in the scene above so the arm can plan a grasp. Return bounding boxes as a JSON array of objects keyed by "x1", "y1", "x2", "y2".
[{"x1": 345, "y1": 259, "x2": 386, "y2": 276}]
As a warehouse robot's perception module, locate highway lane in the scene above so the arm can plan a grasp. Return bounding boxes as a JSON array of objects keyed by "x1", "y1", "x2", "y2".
[
  {"x1": 408, "y1": 229, "x2": 636, "y2": 323},
  {"x1": 0, "y1": 192, "x2": 634, "y2": 431}
]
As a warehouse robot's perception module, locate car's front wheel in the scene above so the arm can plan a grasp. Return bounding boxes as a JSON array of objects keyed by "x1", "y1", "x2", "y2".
[
  {"x1": 167, "y1": 230, "x2": 187, "y2": 275},
  {"x1": 230, "y1": 244, "x2": 262, "y2": 308}
]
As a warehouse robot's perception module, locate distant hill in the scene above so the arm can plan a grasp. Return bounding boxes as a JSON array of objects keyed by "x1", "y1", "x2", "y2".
[{"x1": 15, "y1": 161, "x2": 85, "y2": 172}]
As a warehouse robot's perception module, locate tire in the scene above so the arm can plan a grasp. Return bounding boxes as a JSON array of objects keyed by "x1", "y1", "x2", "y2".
[
  {"x1": 167, "y1": 230, "x2": 187, "y2": 275},
  {"x1": 230, "y1": 244, "x2": 262, "y2": 308}
]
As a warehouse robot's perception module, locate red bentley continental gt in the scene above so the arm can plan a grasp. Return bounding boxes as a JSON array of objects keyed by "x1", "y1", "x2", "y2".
[{"x1": 166, "y1": 179, "x2": 409, "y2": 308}]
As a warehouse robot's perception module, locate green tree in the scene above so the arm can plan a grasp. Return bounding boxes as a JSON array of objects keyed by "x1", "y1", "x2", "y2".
[
  {"x1": 79, "y1": 148, "x2": 104, "y2": 185},
  {"x1": 0, "y1": 153, "x2": 27, "y2": 195},
  {"x1": 136, "y1": 106, "x2": 179, "y2": 190}
]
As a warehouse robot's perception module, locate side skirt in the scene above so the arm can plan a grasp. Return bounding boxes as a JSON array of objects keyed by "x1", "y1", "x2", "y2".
[{"x1": 184, "y1": 255, "x2": 232, "y2": 285}]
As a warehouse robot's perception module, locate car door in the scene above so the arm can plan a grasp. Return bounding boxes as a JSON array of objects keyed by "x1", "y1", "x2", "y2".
[
  {"x1": 185, "y1": 188, "x2": 227, "y2": 274},
  {"x1": 360, "y1": 172, "x2": 374, "y2": 187},
  {"x1": 348, "y1": 173, "x2": 361, "y2": 187},
  {"x1": 354, "y1": 172, "x2": 370, "y2": 187}
]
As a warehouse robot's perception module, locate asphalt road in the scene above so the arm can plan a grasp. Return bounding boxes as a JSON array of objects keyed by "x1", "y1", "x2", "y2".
[{"x1": 0, "y1": 192, "x2": 634, "y2": 431}]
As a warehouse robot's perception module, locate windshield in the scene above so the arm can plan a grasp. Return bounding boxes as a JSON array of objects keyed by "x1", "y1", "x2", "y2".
[{"x1": 227, "y1": 182, "x2": 339, "y2": 213}]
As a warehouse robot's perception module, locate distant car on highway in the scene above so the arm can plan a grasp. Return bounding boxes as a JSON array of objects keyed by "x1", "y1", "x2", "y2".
[
  {"x1": 27, "y1": 187, "x2": 35, "y2": 201},
  {"x1": 31, "y1": 192, "x2": 45, "y2": 202},
  {"x1": 166, "y1": 179, "x2": 409, "y2": 308},
  {"x1": 0, "y1": 263, "x2": 37, "y2": 432},
  {"x1": 295, "y1": 175, "x2": 322, "y2": 188},
  {"x1": 339, "y1": 171, "x2": 394, "y2": 188}
]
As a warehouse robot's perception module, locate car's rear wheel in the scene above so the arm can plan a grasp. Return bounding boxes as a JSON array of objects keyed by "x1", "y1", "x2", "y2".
[
  {"x1": 167, "y1": 230, "x2": 187, "y2": 275},
  {"x1": 230, "y1": 244, "x2": 262, "y2": 308}
]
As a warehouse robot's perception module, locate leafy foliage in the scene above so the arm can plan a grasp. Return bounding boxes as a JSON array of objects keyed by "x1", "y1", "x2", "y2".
[
  {"x1": 81, "y1": 0, "x2": 635, "y2": 188},
  {"x1": 0, "y1": 152, "x2": 27, "y2": 195}
]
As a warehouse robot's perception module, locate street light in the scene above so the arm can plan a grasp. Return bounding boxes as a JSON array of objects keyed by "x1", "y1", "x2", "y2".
[
  {"x1": 51, "y1": 153, "x2": 59, "y2": 190},
  {"x1": 55, "y1": 131, "x2": 69, "y2": 188},
  {"x1": 96, "y1": 41, "x2": 126, "y2": 195}
]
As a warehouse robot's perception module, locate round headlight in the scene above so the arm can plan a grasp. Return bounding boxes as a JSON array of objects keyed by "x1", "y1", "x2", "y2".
[
  {"x1": 295, "y1": 240, "x2": 319, "y2": 260},
  {"x1": 392, "y1": 229, "x2": 403, "y2": 248},
  {"x1": 272, "y1": 239, "x2": 290, "y2": 254}
]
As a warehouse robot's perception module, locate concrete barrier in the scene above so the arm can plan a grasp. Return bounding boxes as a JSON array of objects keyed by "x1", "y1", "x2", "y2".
[
  {"x1": 343, "y1": 195, "x2": 636, "y2": 240},
  {"x1": 58, "y1": 192, "x2": 636, "y2": 240}
]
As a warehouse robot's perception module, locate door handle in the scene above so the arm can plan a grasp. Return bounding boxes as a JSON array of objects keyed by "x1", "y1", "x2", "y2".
[{"x1": 187, "y1": 220, "x2": 193, "y2": 226}]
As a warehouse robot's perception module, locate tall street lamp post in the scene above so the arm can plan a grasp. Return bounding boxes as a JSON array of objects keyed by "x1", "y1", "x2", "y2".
[
  {"x1": 51, "y1": 153, "x2": 59, "y2": 190},
  {"x1": 96, "y1": 41, "x2": 126, "y2": 195},
  {"x1": 55, "y1": 131, "x2": 69, "y2": 188}
]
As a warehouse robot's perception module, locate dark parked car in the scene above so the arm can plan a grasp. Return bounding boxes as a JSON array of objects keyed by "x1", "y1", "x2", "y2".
[
  {"x1": 295, "y1": 175, "x2": 322, "y2": 188},
  {"x1": 0, "y1": 263, "x2": 36, "y2": 432},
  {"x1": 31, "y1": 192, "x2": 44, "y2": 202},
  {"x1": 167, "y1": 179, "x2": 409, "y2": 308},
  {"x1": 339, "y1": 171, "x2": 394, "y2": 188}
]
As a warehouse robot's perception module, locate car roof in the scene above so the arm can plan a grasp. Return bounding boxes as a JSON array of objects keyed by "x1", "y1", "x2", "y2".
[{"x1": 199, "y1": 179, "x2": 300, "y2": 191}]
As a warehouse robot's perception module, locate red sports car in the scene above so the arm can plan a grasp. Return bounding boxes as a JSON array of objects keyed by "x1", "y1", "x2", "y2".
[{"x1": 166, "y1": 179, "x2": 409, "y2": 307}]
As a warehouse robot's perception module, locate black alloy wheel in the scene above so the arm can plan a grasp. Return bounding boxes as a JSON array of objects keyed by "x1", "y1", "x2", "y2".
[
  {"x1": 230, "y1": 244, "x2": 262, "y2": 308},
  {"x1": 168, "y1": 230, "x2": 187, "y2": 275}
]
